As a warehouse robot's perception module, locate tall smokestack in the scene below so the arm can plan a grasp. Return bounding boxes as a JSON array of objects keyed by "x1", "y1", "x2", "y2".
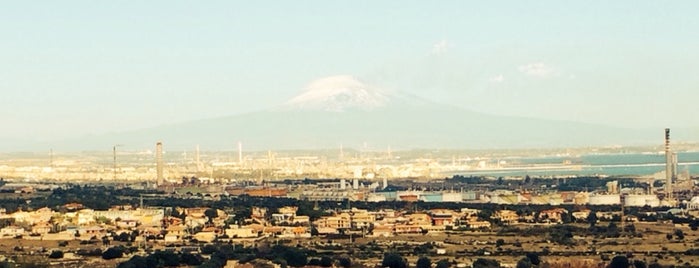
[
  {"x1": 268, "y1": 150, "x2": 273, "y2": 166},
  {"x1": 672, "y1": 152, "x2": 678, "y2": 180},
  {"x1": 195, "y1": 145, "x2": 201, "y2": 172},
  {"x1": 665, "y1": 128, "x2": 672, "y2": 200},
  {"x1": 238, "y1": 141, "x2": 243, "y2": 164},
  {"x1": 156, "y1": 141, "x2": 164, "y2": 186}
]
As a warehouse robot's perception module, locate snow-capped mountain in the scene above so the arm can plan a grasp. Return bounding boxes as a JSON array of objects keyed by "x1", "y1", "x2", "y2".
[
  {"x1": 12, "y1": 76, "x2": 658, "y2": 151},
  {"x1": 280, "y1": 75, "x2": 433, "y2": 112},
  {"x1": 282, "y1": 75, "x2": 391, "y2": 112}
]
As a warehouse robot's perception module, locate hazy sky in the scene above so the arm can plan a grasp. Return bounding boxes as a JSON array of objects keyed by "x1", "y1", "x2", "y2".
[{"x1": 1, "y1": 1, "x2": 698, "y2": 141}]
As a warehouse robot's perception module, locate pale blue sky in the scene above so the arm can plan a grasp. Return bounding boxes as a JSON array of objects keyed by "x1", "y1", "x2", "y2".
[{"x1": 1, "y1": 1, "x2": 698, "y2": 141}]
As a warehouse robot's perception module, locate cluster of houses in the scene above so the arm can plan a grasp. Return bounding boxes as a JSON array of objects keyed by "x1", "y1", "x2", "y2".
[
  {"x1": 0, "y1": 201, "x2": 672, "y2": 244},
  {"x1": 0, "y1": 203, "x2": 227, "y2": 243},
  {"x1": 312, "y1": 208, "x2": 491, "y2": 237}
]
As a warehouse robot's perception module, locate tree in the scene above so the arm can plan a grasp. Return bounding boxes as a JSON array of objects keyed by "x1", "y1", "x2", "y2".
[
  {"x1": 472, "y1": 258, "x2": 500, "y2": 268},
  {"x1": 337, "y1": 256, "x2": 352, "y2": 268},
  {"x1": 154, "y1": 251, "x2": 181, "y2": 267},
  {"x1": 116, "y1": 232, "x2": 131, "y2": 242},
  {"x1": 525, "y1": 253, "x2": 541, "y2": 265},
  {"x1": 587, "y1": 211, "x2": 598, "y2": 227},
  {"x1": 319, "y1": 256, "x2": 333, "y2": 267},
  {"x1": 608, "y1": 256, "x2": 629, "y2": 268},
  {"x1": 417, "y1": 256, "x2": 432, "y2": 268},
  {"x1": 516, "y1": 258, "x2": 532, "y2": 268},
  {"x1": 308, "y1": 259, "x2": 321, "y2": 266},
  {"x1": 273, "y1": 245, "x2": 307, "y2": 267},
  {"x1": 382, "y1": 253, "x2": 407, "y2": 268},
  {"x1": 48, "y1": 250, "x2": 64, "y2": 259},
  {"x1": 205, "y1": 208, "x2": 219, "y2": 224},
  {"x1": 561, "y1": 212, "x2": 572, "y2": 224},
  {"x1": 181, "y1": 253, "x2": 204, "y2": 266},
  {"x1": 496, "y1": 239, "x2": 505, "y2": 247},
  {"x1": 130, "y1": 230, "x2": 139, "y2": 242},
  {"x1": 102, "y1": 247, "x2": 125, "y2": 260},
  {"x1": 436, "y1": 259, "x2": 451, "y2": 268},
  {"x1": 633, "y1": 260, "x2": 647, "y2": 268},
  {"x1": 606, "y1": 222, "x2": 620, "y2": 237},
  {"x1": 674, "y1": 229, "x2": 685, "y2": 240}
]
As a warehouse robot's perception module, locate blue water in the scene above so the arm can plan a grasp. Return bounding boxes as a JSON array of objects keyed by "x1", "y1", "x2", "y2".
[{"x1": 451, "y1": 151, "x2": 699, "y2": 177}]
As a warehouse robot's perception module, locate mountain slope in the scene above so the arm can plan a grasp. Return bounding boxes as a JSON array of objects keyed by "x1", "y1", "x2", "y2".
[
  {"x1": 42, "y1": 104, "x2": 652, "y2": 151},
  {"x1": 10, "y1": 75, "x2": 662, "y2": 151}
]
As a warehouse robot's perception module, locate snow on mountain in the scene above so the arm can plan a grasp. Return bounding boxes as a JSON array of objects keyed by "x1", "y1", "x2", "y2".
[
  {"x1": 10, "y1": 75, "x2": 658, "y2": 151},
  {"x1": 283, "y1": 75, "x2": 392, "y2": 112}
]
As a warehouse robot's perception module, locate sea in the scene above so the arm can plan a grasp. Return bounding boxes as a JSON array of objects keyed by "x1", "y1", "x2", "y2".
[{"x1": 447, "y1": 151, "x2": 699, "y2": 177}]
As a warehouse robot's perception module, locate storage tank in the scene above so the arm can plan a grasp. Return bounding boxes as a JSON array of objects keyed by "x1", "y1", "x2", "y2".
[
  {"x1": 421, "y1": 193, "x2": 442, "y2": 202},
  {"x1": 367, "y1": 193, "x2": 387, "y2": 202},
  {"x1": 588, "y1": 194, "x2": 621, "y2": 205},
  {"x1": 442, "y1": 192, "x2": 463, "y2": 202},
  {"x1": 624, "y1": 194, "x2": 660, "y2": 207},
  {"x1": 462, "y1": 191, "x2": 478, "y2": 201}
]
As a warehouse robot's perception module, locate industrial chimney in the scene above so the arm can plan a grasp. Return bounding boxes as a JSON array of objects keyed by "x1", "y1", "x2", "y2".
[
  {"x1": 237, "y1": 141, "x2": 243, "y2": 164},
  {"x1": 665, "y1": 128, "x2": 672, "y2": 200},
  {"x1": 156, "y1": 141, "x2": 164, "y2": 186}
]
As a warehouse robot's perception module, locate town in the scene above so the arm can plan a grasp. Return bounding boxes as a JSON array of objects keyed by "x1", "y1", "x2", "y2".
[{"x1": 2, "y1": 171, "x2": 699, "y2": 268}]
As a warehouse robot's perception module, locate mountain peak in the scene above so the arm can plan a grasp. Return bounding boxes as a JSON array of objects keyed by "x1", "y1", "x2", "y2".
[{"x1": 283, "y1": 75, "x2": 391, "y2": 112}]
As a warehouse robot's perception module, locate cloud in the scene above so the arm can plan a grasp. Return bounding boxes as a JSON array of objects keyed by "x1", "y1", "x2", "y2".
[
  {"x1": 489, "y1": 74, "x2": 505, "y2": 83},
  {"x1": 518, "y1": 62, "x2": 554, "y2": 78},
  {"x1": 430, "y1": 40, "x2": 452, "y2": 55}
]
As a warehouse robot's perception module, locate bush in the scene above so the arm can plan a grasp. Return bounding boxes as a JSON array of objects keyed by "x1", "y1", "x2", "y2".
[
  {"x1": 516, "y1": 258, "x2": 532, "y2": 268},
  {"x1": 319, "y1": 256, "x2": 333, "y2": 267},
  {"x1": 525, "y1": 253, "x2": 540, "y2": 265},
  {"x1": 382, "y1": 253, "x2": 407, "y2": 268},
  {"x1": 436, "y1": 259, "x2": 451, "y2": 268},
  {"x1": 472, "y1": 258, "x2": 500, "y2": 268},
  {"x1": 201, "y1": 244, "x2": 217, "y2": 255},
  {"x1": 49, "y1": 250, "x2": 64, "y2": 259},
  {"x1": 337, "y1": 256, "x2": 352, "y2": 268},
  {"x1": 181, "y1": 253, "x2": 204, "y2": 266},
  {"x1": 77, "y1": 248, "x2": 103, "y2": 257},
  {"x1": 496, "y1": 239, "x2": 505, "y2": 247},
  {"x1": 608, "y1": 256, "x2": 629, "y2": 268},
  {"x1": 102, "y1": 247, "x2": 125, "y2": 260},
  {"x1": 308, "y1": 259, "x2": 321, "y2": 266},
  {"x1": 417, "y1": 257, "x2": 431, "y2": 268}
]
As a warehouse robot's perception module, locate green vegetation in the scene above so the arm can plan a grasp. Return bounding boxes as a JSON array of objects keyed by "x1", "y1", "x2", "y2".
[
  {"x1": 118, "y1": 251, "x2": 203, "y2": 268},
  {"x1": 416, "y1": 256, "x2": 431, "y2": 268},
  {"x1": 381, "y1": 253, "x2": 407, "y2": 268}
]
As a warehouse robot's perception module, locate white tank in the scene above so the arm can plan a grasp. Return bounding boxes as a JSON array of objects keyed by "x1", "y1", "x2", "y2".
[
  {"x1": 588, "y1": 194, "x2": 621, "y2": 205},
  {"x1": 442, "y1": 192, "x2": 463, "y2": 202},
  {"x1": 367, "y1": 193, "x2": 387, "y2": 202},
  {"x1": 624, "y1": 194, "x2": 660, "y2": 207}
]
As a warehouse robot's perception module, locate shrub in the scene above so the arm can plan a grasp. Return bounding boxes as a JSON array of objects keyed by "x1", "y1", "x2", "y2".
[
  {"x1": 49, "y1": 250, "x2": 64, "y2": 259},
  {"x1": 102, "y1": 247, "x2": 125, "y2": 260}
]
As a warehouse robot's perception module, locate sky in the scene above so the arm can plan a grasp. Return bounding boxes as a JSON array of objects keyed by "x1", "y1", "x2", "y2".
[{"x1": 1, "y1": 1, "x2": 698, "y2": 142}]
